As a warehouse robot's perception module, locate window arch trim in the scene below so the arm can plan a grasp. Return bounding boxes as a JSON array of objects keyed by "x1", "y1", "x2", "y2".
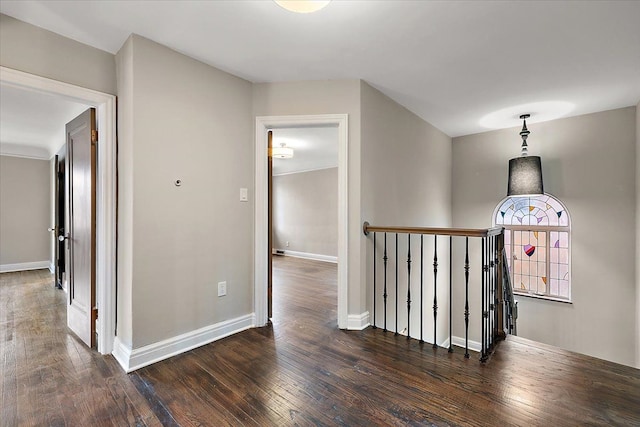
[{"x1": 492, "y1": 193, "x2": 571, "y2": 228}]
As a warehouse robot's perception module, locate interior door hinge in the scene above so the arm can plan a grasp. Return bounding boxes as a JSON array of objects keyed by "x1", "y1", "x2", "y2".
[
  {"x1": 92, "y1": 306, "x2": 98, "y2": 320},
  {"x1": 91, "y1": 130, "x2": 98, "y2": 143}
]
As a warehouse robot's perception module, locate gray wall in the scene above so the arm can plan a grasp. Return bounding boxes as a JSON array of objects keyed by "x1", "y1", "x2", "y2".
[
  {"x1": 360, "y1": 81, "x2": 453, "y2": 343},
  {"x1": 273, "y1": 168, "x2": 338, "y2": 257},
  {"x1": 452, "y1": 107, "x2": 637, "y2": 367},
  {"x1": 0, "y1": 14, "x2": 116, "y2": 95},
  {"x1": 116, "y1": 35, "x2": 253, "y2": 349},
  {"x1": 0, "y1": 155, "x2": 51, "y2": 267}
]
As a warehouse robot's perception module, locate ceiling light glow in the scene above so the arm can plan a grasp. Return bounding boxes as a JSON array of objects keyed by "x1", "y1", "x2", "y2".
[
  {"x1": 479, "y1": 101, "x2": 575, "y2": 130},
  {"x1": 274, "y1": 0, "x2": 331, "y2": 14}
]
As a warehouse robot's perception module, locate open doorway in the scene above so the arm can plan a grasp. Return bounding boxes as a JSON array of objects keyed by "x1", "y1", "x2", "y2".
[
  {"x1": 269, "y1": 126, "x2": 339, "y2": 322},
  {"x1": 0, "y1": 66, "x2": 116, "y2": 354},
  {"x1": 1, "y1": 85, "x2": 98, "y2": 347},
  {"x1": 255, "y1": 114, "x2": 349, "y2": 329}
]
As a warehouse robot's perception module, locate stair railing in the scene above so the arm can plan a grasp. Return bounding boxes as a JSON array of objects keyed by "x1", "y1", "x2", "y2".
[
  {"x1": 501, "y1": 248, "x2": 518, "y2": 335},
  {"x1": 363, "y1": 222, "x2": 507, "y2": 361}
]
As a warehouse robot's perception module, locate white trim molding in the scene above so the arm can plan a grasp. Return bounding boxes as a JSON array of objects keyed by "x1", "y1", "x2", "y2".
[
  {"x1": 255, "y1": 114, "x2": 349, "y2": 329},
  {"x1": 275, "y1": 249, "x2": 337, "y2": 264},
  {"x1": 272, "y1": 165, "x2": 338, "y2": 177},
  {"x1": 0, "y1": 66, "x2": 117, "y2": 356},
  {"x1": 446, "y1": 336, "x2": 482, "y2": 353},
  {"x1": 347, "y1": 311, "x2": 370, "y2": 330},
  {"x1": 0, "y1": 261, "x2": 50, "y2": 273},
  {"x1": 112, "y1": 313, "x2": 255, "y2": 373},
  {"x1": 0, "y1": 143, "x2": 50, "y2": 160}
]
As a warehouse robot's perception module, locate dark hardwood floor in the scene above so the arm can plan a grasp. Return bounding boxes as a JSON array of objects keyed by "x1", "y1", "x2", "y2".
[
  {"x1": 0, "y1": 269, "x2": 161, "y2": 426},
  {"x1": 2, "y1": 258, "x2": 639, "y2": 426}
]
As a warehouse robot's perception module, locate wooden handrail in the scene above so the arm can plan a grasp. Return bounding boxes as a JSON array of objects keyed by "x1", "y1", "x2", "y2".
[{"x1": 363, "y1": 222, "x2": 503, "y2": 238}]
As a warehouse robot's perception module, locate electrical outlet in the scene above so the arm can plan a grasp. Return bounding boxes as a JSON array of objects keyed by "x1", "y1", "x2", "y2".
[
  {"x1": 286, "y1": 241, "x2": 289, "y2": 247},
  {"x1": 217, "y1": 281, "x2": 227, "y2": 297}
]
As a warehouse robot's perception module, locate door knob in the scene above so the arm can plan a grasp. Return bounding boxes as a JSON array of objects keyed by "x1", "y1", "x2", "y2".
[
  {"x1": 48, "y1": 227, "x2": 55, "y2": 232},
  {"x1": 58, "y1": 235, "x2": 68, "y2": 242}
]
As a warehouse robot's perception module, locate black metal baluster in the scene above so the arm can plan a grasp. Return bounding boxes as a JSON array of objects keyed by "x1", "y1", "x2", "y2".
[
  {"x1": 488, "y1": 236, "x2": 493, "y2": 350},
  {"x1": 489, "y1": 235, "x2": 494, "y2": 350},
  {"x1": 493, "y1": 235, "x2": 502, "y2": 341},
  {"x1": 485, "y1": 236, "x2": 491, "y2": 357},
  {"x1": 373, "y1": 232, "x2": 377, "y2": 329},
  {"x1": 493, "y1": 235, "x2": 501, "y2": 341},
  {"x1": 481, "y1": 237, "x2": 488, "y2": 362},
  {"x1": 407, "y1": 234, "x2": 412, "y2": 339},
  {"x1": 383, "y1": 233, "x2": 388, "y2": 332},
  {"x1": 433, "y1": 235, "x2": 438, "y2": 349},
  {"x1": 420, "y1": 235, "x2": 424, "y2": 343},
  {"x1": 489, "y1": 236, "x2": 498, "y2": 349},
  {"x1": 490, "y1": 236, "x2": 495, "y2": 348},
  {"x1": 449, "y1": 235, "x2": 453, "y2": 353},
  {"x1": 395, "y1": 233, "x2": 399, "y2": 336},
  {"x1": 464, "y1": 236, "x2": 470, "y2": 359}
]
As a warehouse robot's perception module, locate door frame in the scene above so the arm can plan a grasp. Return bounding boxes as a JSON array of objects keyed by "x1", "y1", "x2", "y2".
[
  {"x1": 255, "y1": 114, "x2": 348, "y2": 329},
  {"x1": 0, "y1": 66, "x2": 117, "y2": 354},
  {"x1": 54, "y1": 147, "x2": 66, "y2": 290}
]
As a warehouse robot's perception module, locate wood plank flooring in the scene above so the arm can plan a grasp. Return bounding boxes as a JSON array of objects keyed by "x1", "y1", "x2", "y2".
[
  {"x1": 2, "y1": 258, "x2": 639, "y2": 426},
  {"x1": 0, "y1": 269, "x2": 161, "y2": 426}
]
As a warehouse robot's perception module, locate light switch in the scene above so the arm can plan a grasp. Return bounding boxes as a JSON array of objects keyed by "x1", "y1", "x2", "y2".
[{"x1": 240, "y1": 188, "x2": 248, "y2": 202}]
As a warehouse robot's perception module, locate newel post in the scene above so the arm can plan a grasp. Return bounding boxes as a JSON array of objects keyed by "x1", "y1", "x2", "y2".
[{"x1": 496, "y1": 231, "x2": 506, "y2": 341}]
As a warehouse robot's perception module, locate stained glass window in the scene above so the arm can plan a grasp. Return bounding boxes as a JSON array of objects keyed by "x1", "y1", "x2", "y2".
[{"x1": 493, "y1": 194, "x2": 571, "y2": 301}]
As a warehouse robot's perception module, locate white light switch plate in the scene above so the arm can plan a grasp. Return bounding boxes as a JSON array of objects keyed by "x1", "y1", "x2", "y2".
[
  {"x1": 218, "y1": 281, "x2": 227, "y2": 297},
  {"x1": 240, "y1": 188, "x2": 248, "y2": 202}
]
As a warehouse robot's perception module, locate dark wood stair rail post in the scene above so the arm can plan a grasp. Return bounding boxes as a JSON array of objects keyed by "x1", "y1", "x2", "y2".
[
  {"x1": 495, "y1": 230, "x2": 506, "y2": 341},
  {"x1": 363, "y1": 222, "x2": 506, "y2": 362}
]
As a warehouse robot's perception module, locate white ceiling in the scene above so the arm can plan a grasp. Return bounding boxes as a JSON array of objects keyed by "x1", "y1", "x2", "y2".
[
  {"x1": 272, "y1": 126, "x2": 338, "y2": 176},
  {"x1": 1, "y1": 0, "x2": 639, "y2": 140},
  {"x1": 0, "y1": 84, "x2": 90, "y2": 159}
]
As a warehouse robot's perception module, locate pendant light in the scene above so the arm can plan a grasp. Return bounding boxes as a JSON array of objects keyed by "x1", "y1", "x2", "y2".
[{"x1": 507, "y1": 114, "x2": 544, "y2": 196}]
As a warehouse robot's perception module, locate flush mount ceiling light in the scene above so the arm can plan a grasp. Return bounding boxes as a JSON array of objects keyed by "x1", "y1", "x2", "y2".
[
  {"x1": 480, "y1": 101, "x2": 574, "y2": 130},
  {"x1": 507, "y1": 114, "x2": 544, "y2": 197},
  {"x1": 274, "y1": 0, "x2": 331, "y2": 14},
  {"x1": 271, "y1": 142, "x2": 294, "y2": 159}
]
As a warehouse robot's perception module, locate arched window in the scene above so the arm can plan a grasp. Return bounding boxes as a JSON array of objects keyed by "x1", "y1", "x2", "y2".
[{"x1": 493, "y1": 194, "x2": 571, "y2": 301}]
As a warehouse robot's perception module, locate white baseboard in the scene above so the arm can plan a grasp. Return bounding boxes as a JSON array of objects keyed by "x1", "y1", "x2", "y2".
[
  {"x1": 448, "y1": 335, "x2": 482, "y2": 352},
  {"x1": 111, "y1": 336, "x2": 132, "y2": 372},
  {"x1": 112, "y1": 313, "x2": 255, "y2": 373},
  {"x1": 49, "y1": 263, "x2": 55, "y2": 274},
  {"x1": 275, "y1": 249, "x2": 337, "y2": 264},
  {"x1": 0, "y1": 261, "x2": 51, "y2": 273},
  {"x1": 347, "y1": 311, "x2": 370, "y2": 330}
]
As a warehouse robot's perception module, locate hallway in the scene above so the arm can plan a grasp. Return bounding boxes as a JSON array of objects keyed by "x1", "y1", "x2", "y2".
[
  {"x1": 131, "y1": 257, "x2": 640, "y2": 426},
  {"x1": 1, "y1": 259, "x2": 639, "y2": 426}
]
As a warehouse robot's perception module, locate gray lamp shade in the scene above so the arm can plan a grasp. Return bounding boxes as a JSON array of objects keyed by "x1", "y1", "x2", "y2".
[{"x1": 507, "y1": 156, "x2": 544, "y2": 196}]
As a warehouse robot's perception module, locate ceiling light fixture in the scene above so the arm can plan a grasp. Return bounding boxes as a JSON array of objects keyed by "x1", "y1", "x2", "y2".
[
  {"x1": 507, "y1": 114, "x2": 544, "y2": 197},
  {"x1": 274, "y1": 0, "x2": 331, "y2": 14},
  {"x1": 271, "y1": 142, "x2": 294, "y2": 159}
]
